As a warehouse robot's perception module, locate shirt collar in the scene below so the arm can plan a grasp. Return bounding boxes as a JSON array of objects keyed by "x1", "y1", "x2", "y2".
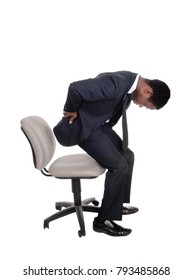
[{"x1": 128, "y1": 74, "x2": 140, "y2": 93}]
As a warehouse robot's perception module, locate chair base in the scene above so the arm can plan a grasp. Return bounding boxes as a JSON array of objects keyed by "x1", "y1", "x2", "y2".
[{"x1": 43, "y1": 178, "x2": 100, "y2": 237}]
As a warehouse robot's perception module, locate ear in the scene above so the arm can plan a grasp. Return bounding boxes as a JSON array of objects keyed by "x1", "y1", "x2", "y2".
[{"x1": 144, "y1": 88, "x2": 153, "y2": 97}]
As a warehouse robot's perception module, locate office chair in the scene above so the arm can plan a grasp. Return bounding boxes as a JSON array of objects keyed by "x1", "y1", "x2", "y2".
[{"x1": 20, "y1": 116, "x2": 106, "y2": 237}]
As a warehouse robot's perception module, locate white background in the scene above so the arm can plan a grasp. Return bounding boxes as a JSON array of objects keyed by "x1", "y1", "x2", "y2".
[{"x1": 1, "y1": 0, "x2": 192, "y2": 279}]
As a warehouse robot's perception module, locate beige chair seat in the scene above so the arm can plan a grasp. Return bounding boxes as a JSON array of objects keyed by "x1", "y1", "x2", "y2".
[{"x1": 49, "y1": 154, "x2": 105, "y2": 178}]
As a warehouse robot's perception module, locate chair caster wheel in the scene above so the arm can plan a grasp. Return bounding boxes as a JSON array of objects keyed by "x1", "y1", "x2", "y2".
[
  {"x1": 44, "y1": 221, "x2": 49, "y2": 229},
  {"x1": 56, "y1": 205, "x2": 62, "y2": 211},
  {"x1": 92, "y1": 200, "x2": 99, "y2": 206},
  {"x1": 78, "y1": 230, "x2": 86, "y2": 237}
]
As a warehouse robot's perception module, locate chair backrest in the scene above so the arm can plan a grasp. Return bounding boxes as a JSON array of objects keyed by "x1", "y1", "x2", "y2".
[{"x1": 21, "y1": 116, "x2": 56, "y2": 170}]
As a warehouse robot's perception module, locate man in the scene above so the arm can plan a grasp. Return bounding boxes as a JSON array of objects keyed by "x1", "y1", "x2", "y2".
[{"x1": 62, "y1": 71, "x2": 170, "y2": 237}]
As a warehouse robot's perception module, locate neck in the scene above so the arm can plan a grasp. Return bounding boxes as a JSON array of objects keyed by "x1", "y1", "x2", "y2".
[{"x1": 136, "y1": 76, "x2": 146, "y2": 90}]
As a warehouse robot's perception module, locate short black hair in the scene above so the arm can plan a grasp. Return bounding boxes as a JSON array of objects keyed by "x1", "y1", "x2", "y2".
[{"x1": 146, "y1": 79, "x2": 170, "y2": 109}]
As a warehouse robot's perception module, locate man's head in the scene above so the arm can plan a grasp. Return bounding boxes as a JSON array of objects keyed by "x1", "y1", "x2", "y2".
[{"x1": 132, "y1": 77, "x2": 170, "y2": 110}]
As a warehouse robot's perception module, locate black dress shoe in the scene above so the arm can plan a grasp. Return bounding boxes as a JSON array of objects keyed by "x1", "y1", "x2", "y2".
[
  {"x1": 122, "y1": 206, "x2": 139, "y2": 215},
  {"x1": 93, "y1": 218, "x2": 132, "y2": 236}
]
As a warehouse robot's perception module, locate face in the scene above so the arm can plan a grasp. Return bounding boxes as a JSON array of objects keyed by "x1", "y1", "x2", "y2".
[{"x1": 131, "y1": 89, "x2": 156, "y2": 110}]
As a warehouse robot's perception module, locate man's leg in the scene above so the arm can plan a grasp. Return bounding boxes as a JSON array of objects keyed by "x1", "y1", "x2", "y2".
[
  {"x1": 79, "y1": 125, "x2": 133, "y2": 221},
  {"x1": 101, "y1": 124, "x2": 135, "y2": 204},
  {"x1": 101, "y1": 124, "x2": 138, "y2": 215}
]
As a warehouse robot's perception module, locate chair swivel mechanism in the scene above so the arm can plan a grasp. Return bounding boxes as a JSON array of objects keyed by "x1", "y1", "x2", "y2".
[{"x1": 20, "y1": 116, "x2": 106, "y2": 237}]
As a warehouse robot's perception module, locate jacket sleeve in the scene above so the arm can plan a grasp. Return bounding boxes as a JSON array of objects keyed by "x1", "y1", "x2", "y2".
[{"x1": 63, "y1": 85, "x2": 83, "y2": 112}]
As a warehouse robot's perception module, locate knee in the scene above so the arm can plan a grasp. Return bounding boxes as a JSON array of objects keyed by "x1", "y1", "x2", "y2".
[
  {"x1": 125, "y1": 149, "x2": 135, "y2": 164},
  {"x1": 130, "y1": 149, "x2": 135, "y2": 163}
]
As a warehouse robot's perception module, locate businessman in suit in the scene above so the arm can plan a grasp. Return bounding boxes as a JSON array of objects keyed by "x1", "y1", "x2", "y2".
[{"x1": 62, "y1": 71, "x2": 170, "y2": 237}]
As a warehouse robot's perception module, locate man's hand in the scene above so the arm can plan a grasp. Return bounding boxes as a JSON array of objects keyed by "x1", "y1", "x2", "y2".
[{"x1": 63, "y1": 111, "x2": 78, "y2": 124}]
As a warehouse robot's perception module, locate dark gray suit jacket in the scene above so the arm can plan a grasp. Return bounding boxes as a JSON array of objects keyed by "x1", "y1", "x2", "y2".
[{"x1": 63, "y1": 71, "x2": 137, "y2": 143}]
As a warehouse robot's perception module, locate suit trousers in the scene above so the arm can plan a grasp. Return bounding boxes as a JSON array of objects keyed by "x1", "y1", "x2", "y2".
[{"x1": 78, "y1": 123, "x2": 134, "y2": 221}]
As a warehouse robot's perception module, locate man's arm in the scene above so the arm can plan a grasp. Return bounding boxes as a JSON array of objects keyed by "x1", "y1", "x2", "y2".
[{"x1": 63, "y1": 76, "x2": 117, "y2": 123}]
